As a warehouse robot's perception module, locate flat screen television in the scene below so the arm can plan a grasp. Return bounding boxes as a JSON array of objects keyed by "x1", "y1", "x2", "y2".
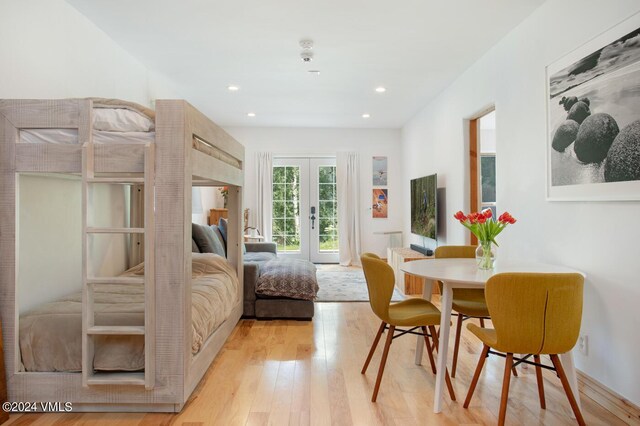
[{"x1": 410, "y1": 173, "x2": 437, "y2": 240}]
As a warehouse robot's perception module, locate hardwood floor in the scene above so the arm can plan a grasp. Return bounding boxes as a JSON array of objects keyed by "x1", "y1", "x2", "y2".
[{"x1": 5, "y1": 301, "x2": 624, "y2": 425}]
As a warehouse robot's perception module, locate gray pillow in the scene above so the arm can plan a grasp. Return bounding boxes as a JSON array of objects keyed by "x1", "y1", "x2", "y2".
[
  {"x1": 217, "y1": 217, "x2": 247, "y2": 254},
  {"x1": 218, "y1": 217, "x2": 228, "y2": 246},
  {"x1": 191, "y1": 223, "x2": 226, "y2": 258},
  {"x1": 192, "y1": 239, "x2": 200, "y2": 253}
]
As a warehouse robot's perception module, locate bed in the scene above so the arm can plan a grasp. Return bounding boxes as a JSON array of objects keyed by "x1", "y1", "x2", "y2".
[
  {"x1": 0, "y1": 98, "x2": 245, "y2": 412},
  {"x1": 20, "y1": 253, "x2": 238, "y2": 372}
]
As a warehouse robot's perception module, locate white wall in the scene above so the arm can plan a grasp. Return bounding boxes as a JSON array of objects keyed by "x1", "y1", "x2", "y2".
[
  {"x1": 225, "y1": 127, "x2": 402, "y2": 257},
  {"x1": 191, "y1": 187, "x2": 224, "y2": 226},
  {"x1": 0, "y1": 0, "x2": 153, "y2": 311},
  {"x1": 401, "y1": 0, "x2": 640, "y2": 405},
  {"x1": 18, "y1": 176, "x2": 130, "y2": 313},
  {"x1": 0, "y1": 0, "x2": 149, "y2": 103}
]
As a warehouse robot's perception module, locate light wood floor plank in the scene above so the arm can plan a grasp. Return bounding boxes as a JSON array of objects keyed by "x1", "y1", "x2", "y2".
[{"x1": 6, "y1": 302, "x2": 627, "y2": 425}]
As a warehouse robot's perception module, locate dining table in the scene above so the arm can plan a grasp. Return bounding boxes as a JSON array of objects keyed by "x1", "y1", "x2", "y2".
[{"x1": 401, "y1": 257, "x2": 585, "y2": 414}]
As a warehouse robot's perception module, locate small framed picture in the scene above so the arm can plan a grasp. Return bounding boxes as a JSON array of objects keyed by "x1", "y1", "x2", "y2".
[
  {"x1": 372, "y1": 156, "x2": 388, "y2": 186},
  {"x1": 372, "y1": 189, "x2": 388, "y2": 218}
]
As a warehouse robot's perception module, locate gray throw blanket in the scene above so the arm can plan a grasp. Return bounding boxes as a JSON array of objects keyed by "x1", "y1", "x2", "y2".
[{"x1": 256, "y1": 259, "x2": 319, "y2": 301}]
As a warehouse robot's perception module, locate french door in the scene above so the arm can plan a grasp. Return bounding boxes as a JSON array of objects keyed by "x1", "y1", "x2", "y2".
[{"x1": 272, "y1": 157, "x2": 338, "y2": 263}]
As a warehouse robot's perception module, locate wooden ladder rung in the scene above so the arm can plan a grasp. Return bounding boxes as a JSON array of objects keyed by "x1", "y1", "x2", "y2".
[
  {"x1": 86, "y1": 227, "x2": 144, "y2": 234},
  {"x1": 87, "y1": 276, "x2": 144, "y2": 285},
  {"x1": 87, "y1": 326, "x2": 145, "y2": 335},
  {"x1": 86, "y1": 372, "x2": 146, "y2": 386},
  {"x1": 87, "y1": 177, "x2": 145, "y2": 184}
]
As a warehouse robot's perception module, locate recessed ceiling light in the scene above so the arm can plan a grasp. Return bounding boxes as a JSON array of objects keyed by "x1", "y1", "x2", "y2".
[
  {"x1": 362, "y1": 113, "x2": 371, "y2": 119},
  {"x1": 308, "y1": 70, "x2": 321, "y2": 75},
  {"x1": 227, "y1": 85, "x2": 239, "y2": 91},
  {"x1": 375, "y1": 87, "x2": 386, "y2": 93},
  {"x1": 247, "y1": 112, "x2": 256, "y2": 117}
]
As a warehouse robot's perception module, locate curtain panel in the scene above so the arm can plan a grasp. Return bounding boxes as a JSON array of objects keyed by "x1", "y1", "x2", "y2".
[
  {"x1": 337, "y1": 152, "x2": 361, "y2": 266},
  {"x1": 255, "y1": 152, "x2": 273, "y2": 241}
]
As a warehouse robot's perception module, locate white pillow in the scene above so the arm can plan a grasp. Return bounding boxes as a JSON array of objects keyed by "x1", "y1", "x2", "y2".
[{"x1": 93, "y1": 108, "x2": 155, "y2": 132}]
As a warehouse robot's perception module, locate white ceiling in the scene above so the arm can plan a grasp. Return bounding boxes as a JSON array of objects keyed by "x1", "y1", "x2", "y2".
[{"x1": 68, "y1": 0, "x2": 544, "y2": 129}]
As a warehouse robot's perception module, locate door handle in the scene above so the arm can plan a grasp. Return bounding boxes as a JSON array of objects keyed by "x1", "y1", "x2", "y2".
[{"x1": 310, "y1": 206, "x2": 316, "y2": 230}]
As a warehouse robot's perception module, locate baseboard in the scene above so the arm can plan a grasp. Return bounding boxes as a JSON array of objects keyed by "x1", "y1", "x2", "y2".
[{"x1": 577, "y1": 371, "x2": 640, "y2": 425}]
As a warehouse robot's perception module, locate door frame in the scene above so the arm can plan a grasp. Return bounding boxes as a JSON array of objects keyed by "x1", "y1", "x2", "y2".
[
  {"x1": 309, "y1": 157, "x2": 338, "y2": 264},
  {"x1": 272, "y1": 157, "x2": 310, "y2": 260},
  {"x1": 272, "y1": 156, "x2": 339, "y2": 263}
]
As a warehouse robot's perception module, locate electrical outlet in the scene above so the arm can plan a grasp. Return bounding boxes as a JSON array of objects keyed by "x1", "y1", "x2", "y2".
[{"x1": 578, "y1": 335, "x2": 588, "y2": 356}]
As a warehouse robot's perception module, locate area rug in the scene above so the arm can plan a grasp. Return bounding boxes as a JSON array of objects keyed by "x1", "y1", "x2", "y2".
[{"x1": 315, "y1": 266, "x2": 405, "y2": 302}]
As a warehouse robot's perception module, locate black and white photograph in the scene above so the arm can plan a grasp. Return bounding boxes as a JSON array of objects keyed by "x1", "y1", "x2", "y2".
[
  {"x1": 547, "y1": 14, "x2": 640, "y2": 200},
  {"x1": 372, "y1": 156, "x2": 388, "y2": 186}
]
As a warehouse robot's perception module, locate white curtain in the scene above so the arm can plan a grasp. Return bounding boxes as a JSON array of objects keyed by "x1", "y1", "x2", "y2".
[
  {"x1": 255, "y1": 152, "x2": 273, "y2": 241},
  {"x1": 337, "y1": 152, "x2": 361, "y2": 266}
]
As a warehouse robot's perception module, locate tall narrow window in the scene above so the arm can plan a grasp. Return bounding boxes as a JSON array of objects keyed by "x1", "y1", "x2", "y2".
[
  {"x1": 272, "y1": 165, "x2": 301, "y2": 253},
  {"x1": 469, "y1": 109, "x2": 496, "y2": 244},
  {"x1": 318, "y1": 165, "x2": 338, "y2": 252}
]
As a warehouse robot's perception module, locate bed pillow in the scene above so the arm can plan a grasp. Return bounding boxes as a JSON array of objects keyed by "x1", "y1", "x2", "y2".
[
  {"x1": 191, "y1": 223, "x2": 226, "y2": 258},
  {"x1": 93, "y1": 108, "x2": 155, "y2": 132},
  {"x1": 192, "y1": 239, "x2": 200, "y2": 253},
  {"x1": 210, "y1": 225, "x2": 227, "y2": 258},
  {"x1": 217, "y1": 218, "x2": 248, "y2": 254},
  {"x1": 218, "y1": 217, "x2": 228, "y2": 246}
]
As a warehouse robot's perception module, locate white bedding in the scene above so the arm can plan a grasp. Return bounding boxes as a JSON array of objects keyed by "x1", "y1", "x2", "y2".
[{"x1": 20, "y1": 128, "x2": 155, "y2": 145}]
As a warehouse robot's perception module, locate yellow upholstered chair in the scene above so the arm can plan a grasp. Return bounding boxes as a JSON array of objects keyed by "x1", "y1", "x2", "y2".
[
  {"x1": 360, "y1": 253, "x2": 455, "y2": 402},
  {"x1": 463, "y1": 273, "x2": 585, "y2": 426},
  {"x1": 435, "y1": 245, "x2": 507, "y2": 378}
]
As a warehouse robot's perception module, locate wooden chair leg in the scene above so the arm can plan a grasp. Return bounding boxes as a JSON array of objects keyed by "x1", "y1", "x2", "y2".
[
  {"x1": 498, "y1": 353, "x2": 514, "y2": 426},
  {"x1": 550, "y1": 354, "x2": 586, "y2": 426},
  {"x1": 421, "y1": 326, "x2": 437, "y2": 374},
  {"x1": 429, "y1": 325, "x2": 456, "y2": 401},
  {"x1": 372, "y1": 325, "x2": 394, "y2": 402},
  {"x1": 362, "y1": 322, "x2": 386, "y2": 374},
  {"x1": 451, "y1": 313, "x2": 463, "y2": 378},
  {"x1": 479, "y1": 318, "x2": 485, "y2": 328},
  {"x1": 464, "y1": 344, "x2": 490, "y2": 408},
  {"x1": 533, "y1": 354, "x2": 546, "y2": 409}
]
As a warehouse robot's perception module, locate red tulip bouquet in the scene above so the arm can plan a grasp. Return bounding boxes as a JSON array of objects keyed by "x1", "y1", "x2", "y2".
[{"x1": 453, "y1": 209, "x2": 517, "y2": 269}]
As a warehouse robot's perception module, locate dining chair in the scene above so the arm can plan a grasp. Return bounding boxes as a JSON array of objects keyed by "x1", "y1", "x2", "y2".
[
  {"x1": 463, "y1": 272, "x2": 586, "y2": 426},
  {"x1": 360, "y1": 252, "x2": 456, "y2": 402},
  {"x1": 434, "y1": 245, "x2": 519, "y2": 378}
]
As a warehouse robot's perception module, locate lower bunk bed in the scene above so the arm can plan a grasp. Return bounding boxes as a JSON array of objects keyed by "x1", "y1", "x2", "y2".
[{"x1": 20, "y1": 253, "x2": 238, "y2": 373}]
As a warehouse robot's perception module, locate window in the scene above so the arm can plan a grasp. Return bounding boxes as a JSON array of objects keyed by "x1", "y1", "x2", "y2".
[
  {"x1": 318, "y1": 166, "x2": 338, "y2": 252},
  {"x1": 272, "y1": 165, "x2": 301, "y2": 252}
]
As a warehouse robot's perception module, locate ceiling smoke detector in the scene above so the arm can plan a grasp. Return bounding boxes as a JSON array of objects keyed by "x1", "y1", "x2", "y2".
[
  {"x1": 300, "y1": 51, "x2": 314, "y2": 63},
  {"x1": 299, "y1": 39, "x2": 314, "y2": 50}
]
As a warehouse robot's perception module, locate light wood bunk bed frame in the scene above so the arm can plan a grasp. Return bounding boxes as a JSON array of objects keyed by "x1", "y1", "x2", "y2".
[{"x1": 0, "y1": 99, "x2": 244, "y2": 412}]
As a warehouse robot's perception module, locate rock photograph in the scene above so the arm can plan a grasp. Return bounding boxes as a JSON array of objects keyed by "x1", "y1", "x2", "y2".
[{"x1": 548, "y1": 25, "x2": 640, "y2": 191}]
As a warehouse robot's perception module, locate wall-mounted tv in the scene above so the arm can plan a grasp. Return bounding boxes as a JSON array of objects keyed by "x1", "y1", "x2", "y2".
[{"x1": 410, "y1": 173, "x2": 437, "y2": 240}]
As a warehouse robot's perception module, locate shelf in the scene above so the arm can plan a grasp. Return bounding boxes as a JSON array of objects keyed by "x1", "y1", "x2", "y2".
[
  {"x1": 87, "y1": 276, "x2": 144, "y2": 285},
  {"x1": 87, "y1": 177, "x2": 145, "y2": 184},
  {"x1": 86, "y1": 372, "x2": 145, "y2": 386},
  {"x1": 87, "y1": 326, "x2": 145, "y2": 335},
  {"x1": 86, "y1": 227, "x2": 144, "y2": 234}
]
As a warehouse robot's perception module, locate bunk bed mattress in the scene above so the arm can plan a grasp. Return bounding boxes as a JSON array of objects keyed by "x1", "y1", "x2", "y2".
[
  {"x1": 19, "y1": 253, "x2": 239, "y2": 372},
  {"x1": 20, "y1": 128, "x2": 155, "y2": 145},
  {"x1": 19, "y1": 130, "x2": 242, "y2": 169}
]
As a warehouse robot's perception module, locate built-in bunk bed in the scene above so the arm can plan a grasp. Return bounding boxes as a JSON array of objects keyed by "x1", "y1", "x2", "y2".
[{"x1": 0, "y1": 98, "x2": 244, "y2": 412}]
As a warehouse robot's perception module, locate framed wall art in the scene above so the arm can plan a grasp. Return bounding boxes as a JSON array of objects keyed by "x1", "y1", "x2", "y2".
[
  {"x1": 372, "y1": 189, "x2": 388, "y2": 218},
  {"x1": 372, "y1": 156, "x2": 388, "y2": 186},
  {"x1": 546, "y1": 12, "x2": 640, "y2": 201}
]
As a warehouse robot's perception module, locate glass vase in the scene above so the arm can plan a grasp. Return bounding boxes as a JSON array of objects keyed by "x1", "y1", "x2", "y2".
[{"x1": 476, "y1": 240, "x2": 496, "y2": 270}]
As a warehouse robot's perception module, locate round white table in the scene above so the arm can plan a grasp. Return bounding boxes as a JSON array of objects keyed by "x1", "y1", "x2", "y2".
[{"x1": 402, "y1": 258, "x2": 585, "y2": 414}]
